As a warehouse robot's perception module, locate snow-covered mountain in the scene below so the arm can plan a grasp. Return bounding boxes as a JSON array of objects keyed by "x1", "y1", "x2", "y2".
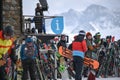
[
  {"x1": 51, "y1": 4, "x2": 120, "y2": 42},
  {"x1": 58, "y1": 4, "x2": 120, "y2": 34},
  {"x1": 45, "y1": 4, "x2": 120, "y2": 42}
]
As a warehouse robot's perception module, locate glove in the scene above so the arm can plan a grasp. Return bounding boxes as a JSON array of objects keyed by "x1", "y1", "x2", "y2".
[{"x1": 88, "y1": 46, "x2": 94, "y2": 51}]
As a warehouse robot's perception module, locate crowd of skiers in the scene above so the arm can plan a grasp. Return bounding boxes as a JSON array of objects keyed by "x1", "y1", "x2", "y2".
[
  {"x1": 0, "y1": 25, "x2": 120, "y2": 80},
  {"x1": 56, "y1": 30, "x2": 120, "y2": 80}
]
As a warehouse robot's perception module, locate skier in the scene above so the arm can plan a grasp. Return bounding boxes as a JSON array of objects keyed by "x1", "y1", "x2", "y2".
[
  {"x1": 93, "y1": 32, "x2": 102, "y2": 48},
  {"x1": 82, "y1": 32, "x2": 96, "y2": 79},
  {"x1": 0, "y1": 25, "x2": 18, "y2": 80},
  {"x1": 57, "y1": 34, "x2": 67, "y2": 78},
  {"x1": 57, "y1": 34, "x2": 67, "y2": 48},
  {"x1": 85, "y1": 32, "x2": 96, "y2": 58},
  {"x1": 68, "y1": 30, "x2": 87, "y2": 80},
  {"x1": 20, "y1": 37, "x2": 38, "y2": 80}
]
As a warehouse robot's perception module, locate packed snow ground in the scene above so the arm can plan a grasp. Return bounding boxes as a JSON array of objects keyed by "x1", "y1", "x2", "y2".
[{"x1": 58, "y1": 77, "x2": 120, "y2": 80}]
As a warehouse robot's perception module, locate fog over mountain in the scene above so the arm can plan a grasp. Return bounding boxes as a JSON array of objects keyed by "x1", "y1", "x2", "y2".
[{"x1": 58, "y1": 4, "x2": 120, "y2": 34}]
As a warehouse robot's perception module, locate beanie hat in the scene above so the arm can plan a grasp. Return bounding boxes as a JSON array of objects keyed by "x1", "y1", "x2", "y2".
[
  {"x1": 79, "y1": 30, "x2": 86, "y2": 36},
  {"x1": 86, "y1": 32, "x2": 92, "y2": 37},
  {"x1": 3, "y1": 25, "x2": 14, "y2": 36}
]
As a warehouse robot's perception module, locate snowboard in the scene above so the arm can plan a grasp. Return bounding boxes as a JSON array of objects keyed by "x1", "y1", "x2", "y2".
[
  {"x1": 58, "y1": 46, "x2": 73, "y2": 59},
  {"x1": 58, "y1": 46, "x2": 99, "y2": 70}
]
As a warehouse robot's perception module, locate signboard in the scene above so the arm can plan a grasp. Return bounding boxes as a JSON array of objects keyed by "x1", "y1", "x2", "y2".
[{"x1": 51, "y1": 17, "x2": 64, "y2": 34}]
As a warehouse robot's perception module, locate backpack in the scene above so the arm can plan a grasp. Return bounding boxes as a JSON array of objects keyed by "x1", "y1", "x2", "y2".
[{"x1": 24, "y1": 42, "x2": 35, "y2": 58}]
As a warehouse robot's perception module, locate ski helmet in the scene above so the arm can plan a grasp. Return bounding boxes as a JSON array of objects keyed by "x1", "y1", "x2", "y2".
[{"x1": 79, "y1": 30, "x2": 86, "y2": 36}]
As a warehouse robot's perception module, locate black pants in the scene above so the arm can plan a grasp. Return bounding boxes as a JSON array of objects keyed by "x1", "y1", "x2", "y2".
[
  {"x1": 22, "y1": 59, "x2": 37, "y2": 80},
  {"x1": 73, "y1": 56, "x2": 84, "y2": 80},
  {"x1": 0, "y1": 65, "x2": 7, "y2": 80},
  {"x1": 35, "y1": 19, "x2": 42, "y2": 33}
]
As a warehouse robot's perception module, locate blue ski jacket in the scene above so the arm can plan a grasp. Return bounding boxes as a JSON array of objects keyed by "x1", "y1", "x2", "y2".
[{"x1": 20, "y1": 37, "x2": 38, "y2": 60}]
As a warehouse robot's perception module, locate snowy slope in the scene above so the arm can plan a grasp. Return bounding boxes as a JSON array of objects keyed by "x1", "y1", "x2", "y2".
[{"x1": 94, "y1": 78, "x2": 120, "y2": 80}]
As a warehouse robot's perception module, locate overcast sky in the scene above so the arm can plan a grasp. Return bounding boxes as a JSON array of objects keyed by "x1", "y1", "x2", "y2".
[{"x1": 23, "y1": 0, "x2": 120, "y2": 15}]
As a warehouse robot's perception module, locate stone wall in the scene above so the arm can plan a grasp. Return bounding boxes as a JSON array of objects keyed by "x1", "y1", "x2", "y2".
[{"x1": 2, "y1": 0, "x2": 22, "y2": 35}]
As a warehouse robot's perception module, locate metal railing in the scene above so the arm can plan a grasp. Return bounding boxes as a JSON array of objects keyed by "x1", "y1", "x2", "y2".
[{"x1": 22, "y1": 15, "x2": 63, "y2": 34}]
